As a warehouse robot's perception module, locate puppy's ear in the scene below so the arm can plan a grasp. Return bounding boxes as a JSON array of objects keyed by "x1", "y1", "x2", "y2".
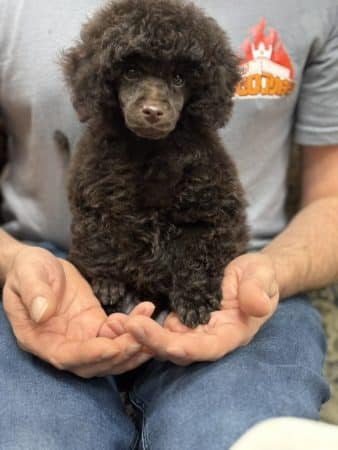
[
  {"x1": 60, "y1": 42, "x2": 101, "y2": 123},
  {"x1": 60, "y1": 7, "x2": 132, "y2": 124},
  {"x1": 187, "y1": 51, "x2": 241, "y2": 129},
  {"x1": 212, "y1": 52, "x2": 242, "y2": 127}
]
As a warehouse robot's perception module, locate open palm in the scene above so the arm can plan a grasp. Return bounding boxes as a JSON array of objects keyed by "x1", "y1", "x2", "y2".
[
  {"x1": 124, "y1": 253, "x2": 279, "y2": 365},
  {"x1": 3, "y1": 246, "x2": 153, "y2": 377}
]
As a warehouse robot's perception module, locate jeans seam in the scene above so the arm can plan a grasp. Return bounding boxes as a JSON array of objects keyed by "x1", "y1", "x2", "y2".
[
  {"x1": 129, "y1": 390, "x2": 150, "y2": 450},
  {"x1": 128, "y1": 425, "x2": 141, "y2": 450}
]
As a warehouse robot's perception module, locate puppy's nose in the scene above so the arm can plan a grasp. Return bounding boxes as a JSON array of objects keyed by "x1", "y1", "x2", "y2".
[{"x1": 142, "y1": 104, "x2": 164, "y2": 124}]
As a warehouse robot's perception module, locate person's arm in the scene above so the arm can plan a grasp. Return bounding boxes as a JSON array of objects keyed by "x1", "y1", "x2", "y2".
[
  {"x1": 262, "y1": 144, "x2": 338, "y2": 299},
  {"x1": 0, "y1": 229, "x2": 26, "y2": 283}
]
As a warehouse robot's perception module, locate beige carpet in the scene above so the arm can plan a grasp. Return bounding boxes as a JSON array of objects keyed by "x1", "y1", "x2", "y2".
[{"x1": 310, "y1": 284, "x2": 338, "y2": 424}]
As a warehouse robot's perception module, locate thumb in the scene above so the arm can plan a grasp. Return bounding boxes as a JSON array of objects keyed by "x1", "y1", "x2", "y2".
[
  {"x1": 10, "y1": 258, "x2": 65, "y2": 323},
  {"x1": 238, "y1": 267, "x2": 279, "y2": 318}
]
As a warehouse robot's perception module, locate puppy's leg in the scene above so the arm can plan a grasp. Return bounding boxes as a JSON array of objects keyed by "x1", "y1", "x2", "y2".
[
  {"x1": 169, "y1": 225, "x2": 225, "y2": 328},
  {"x1": 68, "y1": 216, "x2": 142, "y2": 315}
]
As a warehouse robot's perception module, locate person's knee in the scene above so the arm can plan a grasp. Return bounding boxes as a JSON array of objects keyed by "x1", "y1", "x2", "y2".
[{"x1": 230, "y1": 417, "x2": 338, "y2": 450}]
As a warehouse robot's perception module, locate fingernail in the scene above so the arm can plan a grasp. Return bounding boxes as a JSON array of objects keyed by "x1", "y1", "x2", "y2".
[{"x1": 31, "y1": 296, "x2": 48, "y2": 323}]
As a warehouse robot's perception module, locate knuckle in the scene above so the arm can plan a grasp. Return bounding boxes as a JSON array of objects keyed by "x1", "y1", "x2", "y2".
[
  {"x1": 2, "y1": 284, "x2": 13, "y2": 311},
  {"x1": 10, "y1": 329, "x2": 30, "y2": 352},
  {"x1": 49, "y1": 356, "x2": 66, "y2": 371},
  {"x1": 241, "y1": 335, "x2": 253, "y2": 347},
  {"x1": 209, "y1": 348, "x2": 224, "y2": 362},
  {"x1": 16, "y1": 339, "x2": 30, "y2": 353},
  {"x1": 210, "y1": 355, "x2": 221, "y2": 362},
  {"x1": 174, "y1": 358, "x2": 191, "y2": 366},
  {"x1": 111, "y1": 366, "x2": 126, "y2": 375},
  {"x1": 72, "y1": 368, "x2": 92, "y2": 379}
]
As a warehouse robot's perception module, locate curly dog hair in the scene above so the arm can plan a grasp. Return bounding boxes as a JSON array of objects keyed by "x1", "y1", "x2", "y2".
[{"x1": 62, "y1": 0, "x2": 249, "y2": 327}]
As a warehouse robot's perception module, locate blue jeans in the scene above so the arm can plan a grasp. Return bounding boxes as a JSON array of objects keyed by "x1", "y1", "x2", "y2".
[{"x1": 0, "y1": 243, "x2": 330, "y2": 450}]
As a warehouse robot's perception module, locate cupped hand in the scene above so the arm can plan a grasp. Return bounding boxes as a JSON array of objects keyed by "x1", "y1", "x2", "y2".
[
  {"x1": 3, "y1": 245, "x2": 154, "y2": 377},
  {"x1": 123, "y1": 252, "x2": 279, "y2": 365}
]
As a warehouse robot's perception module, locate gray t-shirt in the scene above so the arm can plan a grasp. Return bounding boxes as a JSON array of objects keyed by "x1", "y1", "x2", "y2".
[{"x1": 0, "y1": 0, "x2": 338, "y2": 250}]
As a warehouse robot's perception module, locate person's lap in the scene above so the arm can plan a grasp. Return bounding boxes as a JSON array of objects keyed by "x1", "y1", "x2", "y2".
[
  {"x1": 0, "y1": 242, "x2": 330, "y2": 449},
  {"x1": 130, "y1": 297, "x2": 330, "y2": 449}
]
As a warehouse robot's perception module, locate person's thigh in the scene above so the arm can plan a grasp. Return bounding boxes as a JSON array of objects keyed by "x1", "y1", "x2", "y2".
[
  {"x1": 0, "y1": 242, "x2": 136, "y2": 450},
  {"x1": 130, "y1": 296, "x2": 330, "y2": 450}
]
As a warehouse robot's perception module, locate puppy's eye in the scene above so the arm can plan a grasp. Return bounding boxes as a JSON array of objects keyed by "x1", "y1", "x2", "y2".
[
  {"x1": 172, "y1": 74, "x2": 185, "y2": 87},
  {"x1": 124, "y1": 67, "x2": 141, "y2": 81}
]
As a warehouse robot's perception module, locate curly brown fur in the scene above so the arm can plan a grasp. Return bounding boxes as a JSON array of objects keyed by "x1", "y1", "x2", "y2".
[{"x1": 62, "y1": 0, "x2": 249, "y2": 327}]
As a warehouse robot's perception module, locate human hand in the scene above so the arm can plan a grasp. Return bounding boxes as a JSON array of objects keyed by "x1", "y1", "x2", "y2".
[
  {"x1": 3, "y1": 245, "x2": 155, "y2": 377},
  {"x1": 123, "y1": 252, "x2": 279, "y2": 365}
]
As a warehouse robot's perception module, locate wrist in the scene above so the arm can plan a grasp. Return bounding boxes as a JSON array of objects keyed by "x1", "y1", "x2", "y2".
[
  {"x1": 260, "y1": 243, "x2": 310, "y2": 299},
  {"x1": 0, "y1": 230, "x2": 28, "y2": 283}
]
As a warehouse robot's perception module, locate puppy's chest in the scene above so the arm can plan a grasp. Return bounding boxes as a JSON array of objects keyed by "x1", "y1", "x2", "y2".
[
  {"x1": 94, "y1": 143, "x2": 186, "y2": 213},
  {"x1": 121, "y1": 144, "x2": 185, "y2": 210},
  {"x1": 136, "y1": 158, "x2": 183, "y2": 209}
]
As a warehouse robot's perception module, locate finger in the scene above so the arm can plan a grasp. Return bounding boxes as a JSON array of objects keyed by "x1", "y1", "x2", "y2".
[
  {"x1": 8, "y1": 259, "x2": 65, "y2": 323},
  {"x1": 129, "y1": 301, "x2": 156, "y2": 317},
  {"x1": 238, "y1": 267, "x2": 278, "y2": 317},
  {"x1": 239, "y1": 281, "x2": 272, "y2": 317},
  {"x1": 107, "y1": 351, "x2": 152, "y2": 375},
  {"x1": 99, "y1": 302, "x2": 156, "y2": 338},
  {"x1": 125, "y1": 316, "x2": 178, "y2": 360},
  {"x1": 3, "y1": 283, "x2": 30, "y2": 323},
  {"x1": 62, "y1": 334, "x2": 149, "y2": 377},
  {"x1": 169, "y1": 322, "x2": 252, "y2": 363},
  {"x1": 72, "y1": 351, "x2": 152, "y2": 378},
  {"x1": 64, "y1": 335, "x2": 152, "y2": 378},
  {"x1": 125, "y1": 317, "x2": 189, "y2": 363},
  {"x1": 125, "y1": 316, "x2": 245, "y2": 364},
  {"x1": 98, "y1": 313, "x2": 129, "y2": 338},
  {"x1": 51, "y1": 334, "x2": 143, "y2": 371}
]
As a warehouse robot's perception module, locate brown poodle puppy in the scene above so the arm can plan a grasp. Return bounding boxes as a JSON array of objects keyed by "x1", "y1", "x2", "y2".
[{"x1": 62, "y1": 0, "x2": 248, "y2": 327}]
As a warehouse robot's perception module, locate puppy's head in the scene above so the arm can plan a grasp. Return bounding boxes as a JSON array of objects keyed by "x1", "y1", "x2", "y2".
[{"x1": 61, "y1": 0, "x2": 240, "y2": 137}]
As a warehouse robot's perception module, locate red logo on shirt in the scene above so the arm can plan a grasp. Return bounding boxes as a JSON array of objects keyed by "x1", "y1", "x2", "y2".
[{"x1": 235, "y1": 18, "x2": 295, "y2": 98}]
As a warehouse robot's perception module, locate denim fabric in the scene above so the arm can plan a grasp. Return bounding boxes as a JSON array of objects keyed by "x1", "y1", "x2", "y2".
[{"x1": 0, "y1": 242, "x2": 330, "y2": 449}]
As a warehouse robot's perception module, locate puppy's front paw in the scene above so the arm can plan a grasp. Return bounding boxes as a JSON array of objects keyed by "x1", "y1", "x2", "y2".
[
  {"x1": 177, "y1": 304, "x2": 211, "y2": 328},
  {"x1": 92, "y1": 278, "x2": 138, "y2": 313},
  {"x1": 170, "y1": 290, "x2": 221, "y2": 328}
]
